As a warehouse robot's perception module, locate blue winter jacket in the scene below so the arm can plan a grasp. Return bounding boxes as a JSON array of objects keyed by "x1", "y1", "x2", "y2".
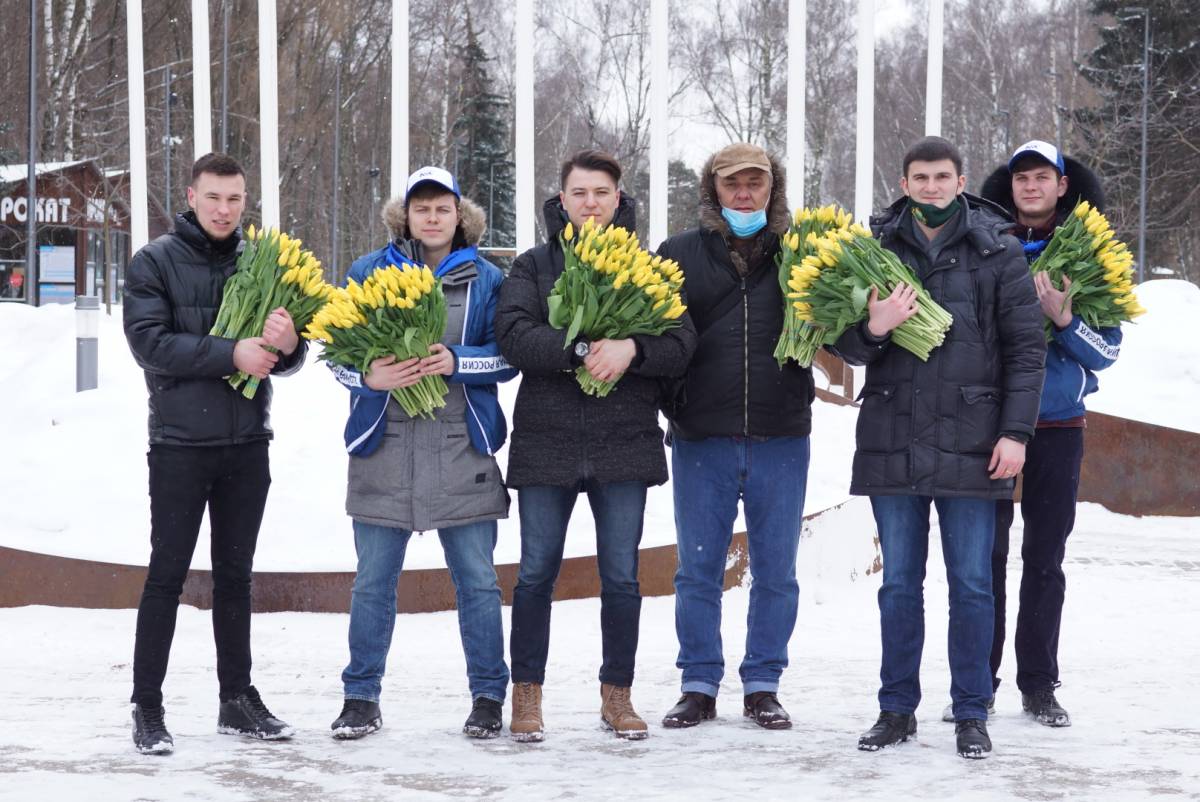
[
  {"x1": 331, "y1": 243, "x2": 517, "y2": 457},
  {"x1": 1040, "y1": 316, "x2": 1121, "y2": 421}
]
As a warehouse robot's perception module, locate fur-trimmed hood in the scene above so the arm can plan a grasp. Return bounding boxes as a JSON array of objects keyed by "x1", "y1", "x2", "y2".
[
  {"x1": 380, "y1": 194, "x2": 488, "y2": 247},
  {"x1": 697, "y1": 149, "x2": 791, "y2": 239},
  {"x1": 979, "y1": 155, "x2": 1106, "y2": 217}
]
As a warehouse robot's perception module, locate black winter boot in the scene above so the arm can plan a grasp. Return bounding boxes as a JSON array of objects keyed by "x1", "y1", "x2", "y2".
[
  {"x1": 743, "y1": 692, "x2": 792, "y2": 730},
  {"x1": 463, "y1": 697, "x2": 503, "y2": 739},
  {"x1": 1022, "y1": 687, "x2": 1071, "y2": 727},
  {"x1": 857, "y1": 711, "x2": 917, "y2": 751},
  {"x1": 331, "y1": 699, "x2": 383, "y2": 740},
  {"x1": 955, "y1": 719, "x2": 992, "y2": 759},
  {"x1": 131, "y1": 704, "x2": 174, "y2": 755},
  {"x1": 661, "y1": 692, "x2": 717, "y2": 728},
  {"x1": 217, "y1": 686, "x2": 294, "y2": 740}
]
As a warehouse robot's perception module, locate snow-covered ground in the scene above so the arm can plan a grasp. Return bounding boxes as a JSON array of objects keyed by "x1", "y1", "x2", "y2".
[{"x1": 1, "y1": 502, "x2": 1197, "y2": 800}]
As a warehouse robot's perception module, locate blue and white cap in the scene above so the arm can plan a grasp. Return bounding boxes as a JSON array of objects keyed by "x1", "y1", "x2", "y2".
[
  {"x1": 1008, "y1": 140, "x2": 1065, "y2": 174},
  {"x1": 405, "y1": 166, "x2": 460, "y2": 203}
]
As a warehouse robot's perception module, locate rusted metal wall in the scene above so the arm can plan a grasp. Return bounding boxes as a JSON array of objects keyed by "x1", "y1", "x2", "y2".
[
  {"x1": 0, "y1": 534, "x2": 750, "y2": 614},
  {"x1": 2, "y1": 403, "x2": 1194, "y2": 613}
]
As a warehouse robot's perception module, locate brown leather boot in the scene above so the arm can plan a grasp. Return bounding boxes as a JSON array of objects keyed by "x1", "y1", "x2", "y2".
[
  {"x1": 600, "y1": 683, "x2": 649, "y2": 740},
  {"x1": 510, "y1": 682, "x2": 544, "y2": 743}
]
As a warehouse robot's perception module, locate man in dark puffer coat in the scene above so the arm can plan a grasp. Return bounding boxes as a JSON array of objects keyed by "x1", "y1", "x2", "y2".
[
  {"x1": 655, "y1": 143, "x2": 814, "y2": 733},
  {"x1": 836, "y1": 137, "x2": 1045, "y2": 760},
  {"x1": 123, "y1": 154, "x2": 305, "y2": 754},
  {"x1": 495, "y1": 149, "x2": 696, "y2": 742}
]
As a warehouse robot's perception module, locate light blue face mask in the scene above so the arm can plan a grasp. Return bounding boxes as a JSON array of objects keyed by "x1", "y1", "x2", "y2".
[{"x1": 721, "y1": 206, "x2": 768, "y2": 238}]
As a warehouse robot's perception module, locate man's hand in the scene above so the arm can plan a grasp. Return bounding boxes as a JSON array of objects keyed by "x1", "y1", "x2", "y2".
[
  {"x1": 584, "y1": 338, "x2": 637, "y2": 383},
  {"x1": 988, "y1": 436, "x2": 1027, "y2": 481},
  {"x1": 418, "y1": 343, "x2": 456, "y2": 377},
  {"x1": 233, "y1": 337, "x2": 279, "y2": 380},
  {"x1": 364, "y1": 355, "x2": 424, "y2": 391},
  {"x1": 261, "y1": 307, "x2": 299, "y2": 355},
  {"x1": 1035, "y1": 272, "x2": 1073, "y2": 329},
  {"x1": 866, "y1": 283, "x2": 920, "y2": 338}
]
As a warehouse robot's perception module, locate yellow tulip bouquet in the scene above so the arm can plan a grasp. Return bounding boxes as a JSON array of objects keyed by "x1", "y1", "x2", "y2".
[
  {"x1": 1029, "y1": 200, "x2": 1146, "y2": 336},
  {"x1": 773, "y1": 204, "x2": 856, "y2": 366},
  {"x1": 548, "y1": 218, "x2": 687, "y2": 397},
  {"x1": 786, "y1": 215, "x2": 954, "y2": 362},
  {"x1": 303, "y1": 263, "x2": 449, "y2": 418},
  {"x1": 210, "y1": 225, "x2": 336, "y2": 398}
]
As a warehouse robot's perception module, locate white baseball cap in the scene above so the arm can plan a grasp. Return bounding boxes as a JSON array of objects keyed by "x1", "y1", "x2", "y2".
[
  {"x1": 405, "y1": 166, "x2": 461, "y2": 202},
  {"x1": 1009, "y1": 140, "x2": 1065, "y2": 174}
]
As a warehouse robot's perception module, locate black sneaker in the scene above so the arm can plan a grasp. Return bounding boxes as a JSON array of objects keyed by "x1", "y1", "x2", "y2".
[
  {"x1": 662, "y1": 692, "x2": 717, "y2": 728},
  {"x1": 1022, "y1": 687, "x2": 1071, "y2": 727},
  {"x1": 743, "y1": 691, "x2": 792, "y2": 730},
  {"x1": 217, "y1": 686, "x2": 294, "y2": 740},
  {"x1": 463, "y1": 697, "x2": 503, "y2": 739},
  {"x1": 857, "y1": 711, "x2": 917, "y2": 751},
  {"x1": 131, "y1": 703, "x2": 174, "y2": 755},
  {"x1": 955, "y1": 718, "x2": 992, "y2": 759},
  {"x1": 331, "y1": 699, "x2": 383, "y2": 740}
]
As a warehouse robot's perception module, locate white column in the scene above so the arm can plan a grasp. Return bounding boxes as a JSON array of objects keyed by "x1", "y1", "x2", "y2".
[
  {"x1": 390, "y1": 0, "x2": 409, "y2": 197},
  {"x1": 924, "y1": 0, "x2": 943, "y2": 136},
  {"x1": 787, "y1": 0, "x2": 807, "y2": 209},
  {"x1": 126, "y1": 0, "x2": 149, "y2": 251},
  {"x1": 258, "y1": 0, "x2": 280, "y2": 229},
  {"x1": 854, "y1": 0, "x2": 875, "y2": 224},
  {"x1": 648, "y1": 0, "x2": 668, "y2": 248},
  {"x1": 515, "y1": 0, "x2": 535, "y2": 251},
  {"x1": 191, "y1": 0, "x2": 212, "y2": 157}
]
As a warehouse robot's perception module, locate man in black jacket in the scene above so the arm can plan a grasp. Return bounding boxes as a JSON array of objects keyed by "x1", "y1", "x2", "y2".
[
  {"x1": 657, "y1": 143, "x2": 814, "y2": 732},
  {"x1": 837, "y1": 137, "x2": 1045, "y2": 759},
  {"x1": 123, "y1": 153, "x2": 305, "y2": 754},
  {"x1": 495, "y1": 149, "x2": 696, "y2": 742}
]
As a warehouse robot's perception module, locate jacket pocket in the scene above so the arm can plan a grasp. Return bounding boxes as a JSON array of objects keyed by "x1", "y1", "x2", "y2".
[
  {"x1": 347, "y1": 423, "x2": 414, "y2": 505},
  {"x1": 855, "y1": 383, "x2": 896, "y2": 453},
  {"x1": 439, "y1": 422, "x2": 504, "y2": 497},
  {"x1": 956, "y1": 385, "x2": 1001, "y2": 455}
]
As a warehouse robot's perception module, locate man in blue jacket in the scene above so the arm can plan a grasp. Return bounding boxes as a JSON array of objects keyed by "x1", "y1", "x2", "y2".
[
  {"x1": 327, "y1": 166, "x2": 518, "y2": 740},
  {"x1": 965, "y1": 141, "x2": 1121, "y2": 728}
]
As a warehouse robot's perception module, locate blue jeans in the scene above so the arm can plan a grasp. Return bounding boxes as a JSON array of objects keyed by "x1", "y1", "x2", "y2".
[
  {"x1": 342, "y1": 519, "x2": 509, "y2": 703},
  {"x1": 510, "y1": 481, "x2": 647, "y2": 687},
  {"x1": 672, "y1": 436, "x2": 810, "y2": 697},
  {"x1": 870, "y1": 494, "x2": 995, "y2": 721}
]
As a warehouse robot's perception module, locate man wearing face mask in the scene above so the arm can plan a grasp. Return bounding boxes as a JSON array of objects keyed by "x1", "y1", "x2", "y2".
[
  {"x1": 832, "y1": 136, "x2": 1045, "y2": 759},
  {"x1": 655, "y1": 143, "x2": 814, "y2": 732}
]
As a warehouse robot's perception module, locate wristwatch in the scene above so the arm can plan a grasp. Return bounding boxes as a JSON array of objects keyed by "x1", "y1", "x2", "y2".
[{"x1": 573, "y1": 340, "x2": 591, "y2": 359}]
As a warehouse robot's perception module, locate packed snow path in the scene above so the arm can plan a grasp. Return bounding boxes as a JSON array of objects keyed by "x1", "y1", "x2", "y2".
[{"x1": 2, "y1": 503, "x2": 1196, "y2": 801}]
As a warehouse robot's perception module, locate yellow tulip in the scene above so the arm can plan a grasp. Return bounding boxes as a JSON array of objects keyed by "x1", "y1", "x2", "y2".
[
  {"x1": 246, "y1": 224, "x2": 256, "y2": 240},
  {"x1": 564, "y1": 221, "x2": 575, "y2": 241}
]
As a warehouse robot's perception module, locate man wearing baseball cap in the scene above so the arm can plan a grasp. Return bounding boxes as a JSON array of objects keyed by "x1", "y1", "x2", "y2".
[
  {"x1": 327, "y1": 165, "x2": 517, "y2": 741},
  {"x1": 967, "y1": 141, "x2": 1122, "y2": 729},
  {"x1": 656, "y1": 143, "x2": 814, "y2": 731}
]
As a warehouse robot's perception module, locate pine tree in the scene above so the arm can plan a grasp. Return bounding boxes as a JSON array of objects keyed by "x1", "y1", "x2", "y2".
[
  {"x1": 452, "y1": 8, "x2": 515, "y2": 249},
  {"x1": 1075, "y1": 0, "x2": 1200, "y2": 281}
]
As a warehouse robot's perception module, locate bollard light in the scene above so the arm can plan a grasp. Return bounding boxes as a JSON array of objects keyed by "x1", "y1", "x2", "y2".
[{"x1": 75, "y1": 294, "x2": 99, "y2": 392}]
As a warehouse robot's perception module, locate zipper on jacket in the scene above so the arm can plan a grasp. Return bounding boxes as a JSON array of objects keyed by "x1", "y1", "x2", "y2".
[{"x1": 742, "y1": 277, "x2": 750, "y2": 435}]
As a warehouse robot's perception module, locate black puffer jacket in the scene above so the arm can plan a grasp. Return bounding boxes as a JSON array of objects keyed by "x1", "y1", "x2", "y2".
[
  {"x1": 831, "y1": 194, "x2": 1045, "y2": 499},
  {"x1": 495, "y1": 195, "x2": 697, "y2": 488},
  {"x1": 656, "y1": 151, "x2": 814, "y2": 440},
  {"x1": 123, "y1": 212, "x2": 306, "y2": 446}
]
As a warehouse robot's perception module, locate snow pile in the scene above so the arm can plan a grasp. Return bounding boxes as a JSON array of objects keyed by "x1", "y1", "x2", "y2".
[
  {"x1": 1086, "y1": 279, "x2": 1200, "y2": 432},
  {"x1": 0, "y1": 301, "x2": 858, "y2": 570},
  {"x1": 1, "y1": 275, "x2": 1194, "y2": 569}
]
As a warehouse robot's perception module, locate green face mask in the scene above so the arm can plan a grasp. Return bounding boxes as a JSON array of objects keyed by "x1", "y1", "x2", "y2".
[{"x1": 909, "y1": 196, "x2": 962, "y2": 228}]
